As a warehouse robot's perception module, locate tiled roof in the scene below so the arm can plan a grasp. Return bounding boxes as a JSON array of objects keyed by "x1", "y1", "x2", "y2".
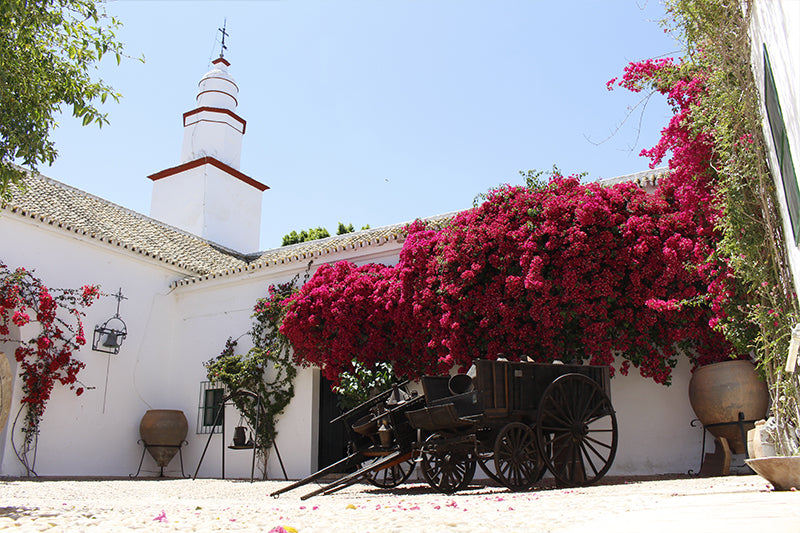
[
  {"x1": 1, "y1": 169, "x2": 455, "y2": 284},
  {"x1": 2, "y1": 167, "x2": 668, "y2": 287},
  {"x1": 596, "y1": 167, "x2": 668, "y2": 188},
  {"x1": 170, "y1": 169, "x2": 670, "y2": 287},
  {"x1": 2, "y1": 170, "x2": 249, "y2": 275},
  {"x1": 172, "y1": 213, "x2": 456, "y2": 287}
]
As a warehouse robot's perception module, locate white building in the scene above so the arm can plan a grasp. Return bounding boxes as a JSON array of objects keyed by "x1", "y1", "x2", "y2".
[
  {"x1": 749, "y1": 0, "x2": 800, "y2": 288},
  {"x1": 0, "y1": 51, "x2": 738, "y2": 481}
]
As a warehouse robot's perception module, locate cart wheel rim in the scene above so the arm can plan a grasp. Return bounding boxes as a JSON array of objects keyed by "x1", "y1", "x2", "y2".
[
  {"x1": 420, "y1": 432, "x2": 476, "y2": 494},
  {"x1": 536, "y1": 373, "x2": 618, "y2": 487},
  {"x1": 493, "y1": 422, "x2": 542, "y2": 491}
]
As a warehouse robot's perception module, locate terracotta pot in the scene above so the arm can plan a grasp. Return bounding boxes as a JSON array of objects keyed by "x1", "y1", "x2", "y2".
[
  {"x1": 139, "y1": 409, "x2": 188, "y2": 467},
  {"x1": 688, "y1": 360, "x2": 769, "y2": 454}
]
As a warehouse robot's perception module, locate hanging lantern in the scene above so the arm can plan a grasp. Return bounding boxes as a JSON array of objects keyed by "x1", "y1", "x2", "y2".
[{"x1": 92, "y1": 288, "x2": 128, "y2": 355}]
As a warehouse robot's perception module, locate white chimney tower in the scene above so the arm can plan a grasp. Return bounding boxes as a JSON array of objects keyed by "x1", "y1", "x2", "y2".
[{"x1": 148, "y1": 56, "x2": 267, "y2": 252}]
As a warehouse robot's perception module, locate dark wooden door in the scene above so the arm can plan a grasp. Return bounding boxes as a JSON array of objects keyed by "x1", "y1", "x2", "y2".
[{"x1": 317, "y1": 376, "x2": 350, "y2": 471}]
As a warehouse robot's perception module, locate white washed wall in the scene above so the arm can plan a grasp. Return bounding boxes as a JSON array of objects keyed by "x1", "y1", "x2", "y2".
[
  {"x1": 172, "y1": 242, "x2": 406, "y2": 480},
  {"x1": 749, "y1": 0, "x2": 800, "y2": 288},
  {"x1": 608, "y1": 357, "x2": 701, "y2": 475},
  {"x1": 0, "y1": 214, "x2": 186, "y2": 476},
  {"x1": 1, "y1": 212, "x2": 707, "y2": 479}
]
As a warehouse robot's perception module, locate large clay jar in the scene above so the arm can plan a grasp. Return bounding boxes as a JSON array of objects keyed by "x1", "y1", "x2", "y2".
[
  {"x1": 139, "y1": 409, "x2": 189, "y2": 467},
  {"x1": 689, "y1": 360, "x2": 769, "y2": 454}
]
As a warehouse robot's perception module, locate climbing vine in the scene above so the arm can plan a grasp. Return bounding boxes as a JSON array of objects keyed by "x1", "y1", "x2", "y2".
[
  {"x1": 0, "y1": 261, "x2": 100, "y2": 475},
  {"x1": 204, "y1": 275, "x2": 300, "y2": 475},
  {"x1": 673, "y1": 0, "x2": 800, "y2": 455}
]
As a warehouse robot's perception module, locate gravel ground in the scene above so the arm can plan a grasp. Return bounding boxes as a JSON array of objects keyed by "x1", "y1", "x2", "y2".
[{"x1": 0, "y1": 475, "x2": 798, "y2": 532}]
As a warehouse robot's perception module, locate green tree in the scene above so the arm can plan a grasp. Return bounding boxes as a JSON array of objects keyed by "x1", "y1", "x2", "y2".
[
  {"x1": 281, "y1": 222, "x2": 369, "y2": 246},
  {"x1": 281, "y1": 226, "x2": 331, "y2": 246},
  {"x1": 0, "y1": 0, "x2": 129, "y2": 201},
  {"x1": 336, "y1": 222, "x2": 355, "y2": 235},
  {"x1": 336, "y1": 222, "x2": 370, "y2": 233}
]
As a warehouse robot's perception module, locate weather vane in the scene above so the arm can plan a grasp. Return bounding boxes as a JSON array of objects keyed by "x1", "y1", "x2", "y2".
[{"x1": 218, "y1": 19, "x2": 229, "y2": 58}]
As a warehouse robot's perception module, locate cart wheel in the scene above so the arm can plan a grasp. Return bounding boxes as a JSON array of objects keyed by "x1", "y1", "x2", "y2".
[
  {"x1": 476, "y1": 454, "x2": 504, "y2": 486},
  {"x1": 493, "y1": 422, "x2": 543, "y2": 491},
  {"x1": 364, "y1": 455, "x2": 416, "y2": 488},
  {"x1": 536, "y1": 373, "x2": 618, "y2": 487},
  {"x1": 420, "y1": 432, "x2": 476, "y2": 494}
]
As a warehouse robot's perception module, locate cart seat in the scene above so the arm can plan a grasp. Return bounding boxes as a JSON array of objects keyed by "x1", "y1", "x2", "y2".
[
  {"x1": 428, "y1": 390, "x2": 482, "y2": 417},
  {"x1": 406, "y1": 403, "x2": 477, "y2": 432}
]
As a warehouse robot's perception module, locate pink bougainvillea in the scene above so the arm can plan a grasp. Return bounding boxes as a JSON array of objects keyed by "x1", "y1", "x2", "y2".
[
  {"x1": 0, "y1": 262, "x2": 99, "y2": 473},
  {"x1": 281, "y1": 57, "x2": 744, "y2": 387}
]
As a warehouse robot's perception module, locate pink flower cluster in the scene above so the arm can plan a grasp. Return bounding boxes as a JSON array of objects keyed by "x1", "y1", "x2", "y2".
[
  {"x1": 282, "y1": 57, "x2": 744, "y2": 387},
  {"x1": 611, "y1": 56, "x2": 754, "y2": 362},
  {"x1": 281, "y1": 173, "x2": 733, "y2": 385},
  {"x1": 0, "y1": 262, "x2": 99, "y2": 432}
]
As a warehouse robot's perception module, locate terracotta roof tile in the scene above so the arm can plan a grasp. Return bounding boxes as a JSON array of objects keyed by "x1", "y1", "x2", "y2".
[
  {"x1": 171, "y1": 213, "x2": 456, "y2": 287},
  {"x1": 3, "y1": 167, "x2": 665, "y2": 287},
  {"x1": 2, "y1": 170, "x2": 455, "y2": 284},
  {"x1": 2, "y1": 171, "x2": 248, "y2": 275}
]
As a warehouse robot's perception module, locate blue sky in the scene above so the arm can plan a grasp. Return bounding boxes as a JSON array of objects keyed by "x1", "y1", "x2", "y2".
[{"x1": 47, "y1": 0, "x2": 680, "y2": 251}]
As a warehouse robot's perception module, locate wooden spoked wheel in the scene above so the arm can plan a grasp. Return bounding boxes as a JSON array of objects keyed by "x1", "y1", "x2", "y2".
[
  {"x1": 420, "y1": 432, "x2": 476, "y2": 493},
  {"x1": 536, "y1": 373, "x2": 618, "y2": 487},
  {"x1": 493, "y1": 422, "x2": 543, "y2": 490},
  {"x1": 364, "y1": 453, "x2": 416, "y2": 488}
]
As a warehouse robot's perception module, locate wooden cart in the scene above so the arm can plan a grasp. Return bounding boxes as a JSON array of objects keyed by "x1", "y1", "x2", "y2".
[
  {"x1": 271, "y1": 359, "x2": 617, "y2": 498},
  {"x1": 269, "y1": 381, "x2": 424, "y2": 500},
  {"x1": 406, "y1": 359, "x2": 618, "y2": 493}
]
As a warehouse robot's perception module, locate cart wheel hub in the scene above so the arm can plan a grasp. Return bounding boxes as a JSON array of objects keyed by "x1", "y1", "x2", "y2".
[{"x1": 572, "y1": 423, "x2": 589, "y2": 439}]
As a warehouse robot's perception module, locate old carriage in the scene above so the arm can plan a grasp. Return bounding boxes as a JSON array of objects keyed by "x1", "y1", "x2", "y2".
[{"x1": 270, "y1": 359, "x2": 618, "y2": 499}]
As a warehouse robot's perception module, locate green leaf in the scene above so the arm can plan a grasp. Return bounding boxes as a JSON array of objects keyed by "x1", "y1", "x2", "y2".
[{"x1": 0, "y1": 0, "x2": 131, "y2": 200}]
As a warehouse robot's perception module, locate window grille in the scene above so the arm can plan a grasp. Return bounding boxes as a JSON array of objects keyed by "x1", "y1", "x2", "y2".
[{"x1": 197, "y1": 381, "x2": 226, "y2": 434}]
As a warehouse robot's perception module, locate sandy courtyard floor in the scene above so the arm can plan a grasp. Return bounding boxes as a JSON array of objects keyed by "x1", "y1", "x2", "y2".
[{"x1": 0, "y1": 475, "x2": 798, "y2": 532}]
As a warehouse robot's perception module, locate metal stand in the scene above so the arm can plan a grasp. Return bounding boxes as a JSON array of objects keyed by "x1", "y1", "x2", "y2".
[
  {"x1": 131, "y1": 439, "x2": 189, "y2": 478},
  {"x1": 193, "y1": 389, "x2": 288, "y2": 482},
  {"x1": 690, "y1": 411, "x2": 755, "y2": 475}
]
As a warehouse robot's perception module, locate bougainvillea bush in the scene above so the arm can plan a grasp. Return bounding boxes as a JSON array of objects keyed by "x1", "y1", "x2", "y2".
[
  {"x1": 281, "y1": 171, "x2": 735, "y2": 387},
  {"x1": 609, "y1": 57, "x2": 756, "y2": 356},
  {"x1": 281, "y1": 3, "x2": 780, "y2": 390},
  {"x1": 0, "y1": 261, "x2": 99, "y2": 474}
]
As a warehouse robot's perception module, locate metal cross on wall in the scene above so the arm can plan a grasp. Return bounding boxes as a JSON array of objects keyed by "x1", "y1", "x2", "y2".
[{"x1": 110, "y1": 287, "x2": 128, "y2": 318}]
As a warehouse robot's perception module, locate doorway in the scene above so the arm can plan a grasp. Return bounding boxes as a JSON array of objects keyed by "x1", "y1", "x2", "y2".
[{"x1": 317, "y1": 376, "x2": 349, "y2": 471}]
